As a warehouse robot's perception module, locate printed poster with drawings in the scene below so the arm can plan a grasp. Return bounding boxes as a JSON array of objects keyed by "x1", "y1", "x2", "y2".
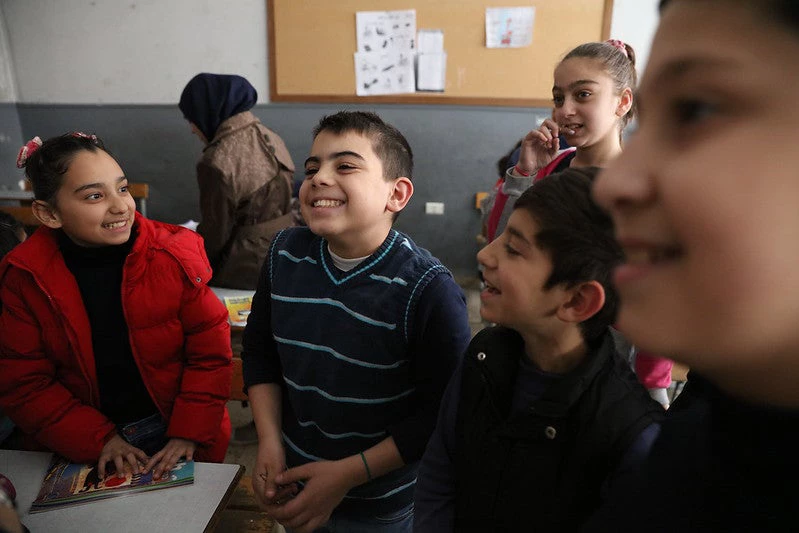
[
  {"x1": 29, "y1": 455, "x2": 194, "y2": 512},
  {"x1": 485, "y1": 7, "x2": 536, "y2": 48},
  {"x1": 354, "y1": 9, "x2": 416, "y2": 96}
]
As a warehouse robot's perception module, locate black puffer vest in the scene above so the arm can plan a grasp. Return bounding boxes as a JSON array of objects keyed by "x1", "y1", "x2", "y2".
[{"x1": 454, "y1": 326, "x2": 662, "y2": 532}]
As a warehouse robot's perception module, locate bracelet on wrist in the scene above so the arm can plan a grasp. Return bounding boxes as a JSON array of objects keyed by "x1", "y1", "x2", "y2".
[
  {"x1": 513, "y1": 164, "x2": 532, "y2": 177},
  {"x1": 359, "y1": 451, "x2": 373, "y2": 482}
]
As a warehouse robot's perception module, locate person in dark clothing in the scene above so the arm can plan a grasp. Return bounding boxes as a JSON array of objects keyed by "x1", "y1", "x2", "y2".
[
  {"x1": 180, "y1": 73, "x2": 297, "y2": 290},
  {"x1": 587, "y1": 0, "x2": 799, "y2": 530},
  {"x1": 242, "y1": 111, "x2": 471, "y2": 532},
  {"x1": 414, "y1": 167, "x2": 663, "y2": 532}
]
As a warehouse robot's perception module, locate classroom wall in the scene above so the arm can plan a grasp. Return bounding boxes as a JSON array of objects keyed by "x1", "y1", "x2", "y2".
[
  {"x1": 1, "y1": 0, "x2": 660, "y2": 278},
  {"x1": 0, "y1": 8, "x2": 23, "y2": 180},
  {"x1": 2, "y1": 0, "x2": 269, "y2": 104}
]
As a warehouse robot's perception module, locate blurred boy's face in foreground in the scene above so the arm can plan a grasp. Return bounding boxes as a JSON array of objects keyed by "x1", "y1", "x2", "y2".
[
  {"x1": 300, "y1": 130, "x2": 412, "y2": 258},
  {"x1": 594, "y1": 0, "x2": 799, "y2": 375},
  {"x1": 478, "y1": 210, "x2": 573, "y2": 337}
]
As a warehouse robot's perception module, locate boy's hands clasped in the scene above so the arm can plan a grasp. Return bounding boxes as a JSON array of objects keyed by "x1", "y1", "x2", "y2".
[
  {"x1": 98, "y1": 435, "x2": 196, "y2": 480},
  {"x1": 253, "y1": 443, "x2": 296, "y2": 510},
  {"x1": 264, "y1": 459, "x2": 356, "y2": 533}
]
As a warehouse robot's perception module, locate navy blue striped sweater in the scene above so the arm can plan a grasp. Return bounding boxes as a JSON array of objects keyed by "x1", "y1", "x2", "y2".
[{"x1": 242, "y1": 227, "x2": 471, "y2": 518}]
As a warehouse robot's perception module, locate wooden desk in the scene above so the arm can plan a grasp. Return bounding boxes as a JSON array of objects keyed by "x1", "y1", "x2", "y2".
[
  {"x1": 0, "y1": 190, "x2": 33, "y2": 202},
  {"x1": 0, "y1": 450, "x2": 243, "y2": 533}
]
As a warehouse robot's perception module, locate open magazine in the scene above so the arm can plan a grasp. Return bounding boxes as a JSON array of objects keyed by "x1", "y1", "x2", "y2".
[
  {"x1": 29, "y1": 455, "x2": 194, "y2": 513},
  {"x1": 223, "y1": 295, "x2": 253, "y2": 327}
]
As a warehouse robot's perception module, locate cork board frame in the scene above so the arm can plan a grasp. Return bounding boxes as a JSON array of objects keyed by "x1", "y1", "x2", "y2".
[{"x1": 268, "y1": 0, "x2": 613, "y2": 107}]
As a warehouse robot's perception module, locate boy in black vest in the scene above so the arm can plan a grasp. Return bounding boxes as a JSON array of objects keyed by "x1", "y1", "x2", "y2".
[
  {"x1": 241, "y1": 111, "x2": 471, "y2": 532},
  {"x1": 414, "y1": 167, "x2": 663, "y2": 532}
]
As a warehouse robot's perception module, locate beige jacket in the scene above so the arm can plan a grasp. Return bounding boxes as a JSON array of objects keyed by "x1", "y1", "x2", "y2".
[{"x1": 197, "y1": 111, "x2": 295, "y2": 289}]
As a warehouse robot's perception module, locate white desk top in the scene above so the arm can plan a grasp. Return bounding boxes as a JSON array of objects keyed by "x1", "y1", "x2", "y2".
[
  {"x1": 210, "y1": 286, "x2": 256, "y2": 301},
  {"x1": 0, "y1": 450, "x2": 243, "y2": 533}
]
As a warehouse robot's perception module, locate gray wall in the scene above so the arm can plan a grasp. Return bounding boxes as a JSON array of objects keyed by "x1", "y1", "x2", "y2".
[
  {"x1": 15, "y1": 102, "x2": 548, "y2": 277},
  {"x1": 0, "y1": 104, "x2": 23, "y2": 184}
]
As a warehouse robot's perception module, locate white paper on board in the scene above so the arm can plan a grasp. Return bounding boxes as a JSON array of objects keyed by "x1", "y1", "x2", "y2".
[
  {"x1": 356, "y1": 9, "x2": 417, "y2": 53},
  {"x1": 485, "y1": 7, "x2": 536, "y2": 48},
  {"x1": 354, "y1": 51, "x2": 416, "y2": 96},
  {"x1": 417, "y1": 53, "x2": 447, "y2": 92}
]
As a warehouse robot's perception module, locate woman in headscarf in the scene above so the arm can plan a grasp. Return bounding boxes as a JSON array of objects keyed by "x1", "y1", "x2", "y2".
[{"x1": 180, "y1": 73, "x2": 297, "y2": 289}]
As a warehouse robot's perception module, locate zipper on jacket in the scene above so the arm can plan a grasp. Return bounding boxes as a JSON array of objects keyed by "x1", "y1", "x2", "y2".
[
  {"x1": 26, "y1": 272, "x2": 98, "y2": 405},
  {"x1": 120, "y1": 252, "x2": 166, "y2": 420}
]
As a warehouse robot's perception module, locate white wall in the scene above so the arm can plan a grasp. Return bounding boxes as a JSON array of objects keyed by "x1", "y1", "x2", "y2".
[
  {"x1": 0, "y1": 6, "x2": 18, "y2": 103},
  {"x1": 609, "y1": 0, "x2": 660, "y2": 77},
  {"x1": 3, "y1": 0, "x2": 660, "y2": 104},
  {"x1": 3, "y1": 0, "x2": 268, "y2": 104}
]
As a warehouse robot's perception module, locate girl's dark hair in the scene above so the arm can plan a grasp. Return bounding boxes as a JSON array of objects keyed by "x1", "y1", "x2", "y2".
[
  {"x1": 561, "y1": 41, "x2": 638, "y2": 130},
  {"x1": 513, "y1": 166, "x2": 622, "y2": 342},
  {"x1": 660, "y1": 0, "x2": 799, "y2": 33},
  {"x1": 0, "y1": 211, "x2": 25, "y2": 260},
  {"x1": 21, "y1": 133, "x2": 111, "y2": 206}
]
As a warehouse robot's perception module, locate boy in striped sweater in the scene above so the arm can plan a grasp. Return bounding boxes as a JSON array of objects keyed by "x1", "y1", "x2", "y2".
[{"x1": 241, "y1": 111, "x2": 471, "y2": 533}]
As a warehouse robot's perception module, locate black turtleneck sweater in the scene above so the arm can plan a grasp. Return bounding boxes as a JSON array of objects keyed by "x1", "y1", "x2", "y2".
[{"x1": 58, "y1": 231, "x2": 158, "y2": 425}]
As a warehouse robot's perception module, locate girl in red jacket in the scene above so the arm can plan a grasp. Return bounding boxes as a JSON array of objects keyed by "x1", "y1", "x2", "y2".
[{"x1": 0, "y1": 133, "x2": 232, "y2": 480}]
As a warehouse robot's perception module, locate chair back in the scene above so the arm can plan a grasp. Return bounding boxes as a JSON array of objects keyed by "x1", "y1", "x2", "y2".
[
  {"x1": 128, "y1": 183, "x2": 149, "y2": 216},
  {"x1": 0, "y1": 205, "x2": 39, "y2": 227}
]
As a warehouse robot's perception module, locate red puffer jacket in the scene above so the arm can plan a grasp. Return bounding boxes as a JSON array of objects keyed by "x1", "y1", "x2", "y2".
[{"x1": 0, "y1": 213, "x2": 232, "y2": 463}]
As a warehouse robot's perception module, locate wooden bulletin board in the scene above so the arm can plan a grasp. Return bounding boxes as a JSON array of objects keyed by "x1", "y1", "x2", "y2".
[{"x1": 268, "y1": 0, "x2": 613, "y2": 107}]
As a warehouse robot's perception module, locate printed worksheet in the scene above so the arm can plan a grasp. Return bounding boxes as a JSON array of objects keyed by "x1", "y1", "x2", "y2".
[
  {"x1": 354, "y1": 50, "x2": 415, "y2": 96},
  {"x1": 356, "y1": 9, "x2": 416, "y2": 52}
]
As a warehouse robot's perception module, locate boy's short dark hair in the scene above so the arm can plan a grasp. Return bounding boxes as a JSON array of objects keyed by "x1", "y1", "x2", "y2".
[
  {"x1": 514, "y1": 166, "x2": 622, "y2": 341},
  {"x1": 312, "y1": 111, "x2": 413, "y2": 181}
]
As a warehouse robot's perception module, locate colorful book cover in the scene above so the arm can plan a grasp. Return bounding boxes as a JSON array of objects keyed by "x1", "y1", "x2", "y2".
[
  {"x1": 29, "y1": 456, "x2": 194, "y2": 513},
  {"x1": 223, "y1": 296, "x2": 253, "y2": 327}
]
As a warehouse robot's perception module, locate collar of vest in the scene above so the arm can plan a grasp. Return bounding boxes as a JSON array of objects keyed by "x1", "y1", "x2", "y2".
[{"x1": 467, "y1": 326, "x2": 615, "y2": 418}]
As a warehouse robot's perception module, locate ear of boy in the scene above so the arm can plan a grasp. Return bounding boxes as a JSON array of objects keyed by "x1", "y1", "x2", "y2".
[
  {"x1": 385, "y1": 177, "x2": 413, "y2": 214},
  {"x1": 32, "y1": 201, "x2": 63, "y2": 229},
  {"x1": 556, "y1": 280, "x2": 606, "y2": 324}
]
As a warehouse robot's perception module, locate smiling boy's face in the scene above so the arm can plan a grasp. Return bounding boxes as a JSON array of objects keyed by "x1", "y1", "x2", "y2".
[
  {"x1": 477, "y1": 209, "x2": 571, "y2": 336},
  {"x1": 300, "y1": 130, "x2": 412, "y2": 258},
  {"x1": 593, "y1": 0, "x2": 799, "y2": 373}
]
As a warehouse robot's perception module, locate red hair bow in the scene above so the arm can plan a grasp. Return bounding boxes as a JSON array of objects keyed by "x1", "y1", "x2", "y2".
[{"x1": 16, "y1": 136, "x2": 43, "y2": 169}]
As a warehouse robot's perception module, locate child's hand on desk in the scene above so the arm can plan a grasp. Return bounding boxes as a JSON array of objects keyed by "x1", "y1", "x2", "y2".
[
  {"x1": 266, "y1": 460, "x2": 355, "y2": 533},
  {"x1": 98, "y1": 434, "x2": 149, "y2": 479},
  {"x1": 145, "y1": 438, "x2": 196, "y2": 479}
]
